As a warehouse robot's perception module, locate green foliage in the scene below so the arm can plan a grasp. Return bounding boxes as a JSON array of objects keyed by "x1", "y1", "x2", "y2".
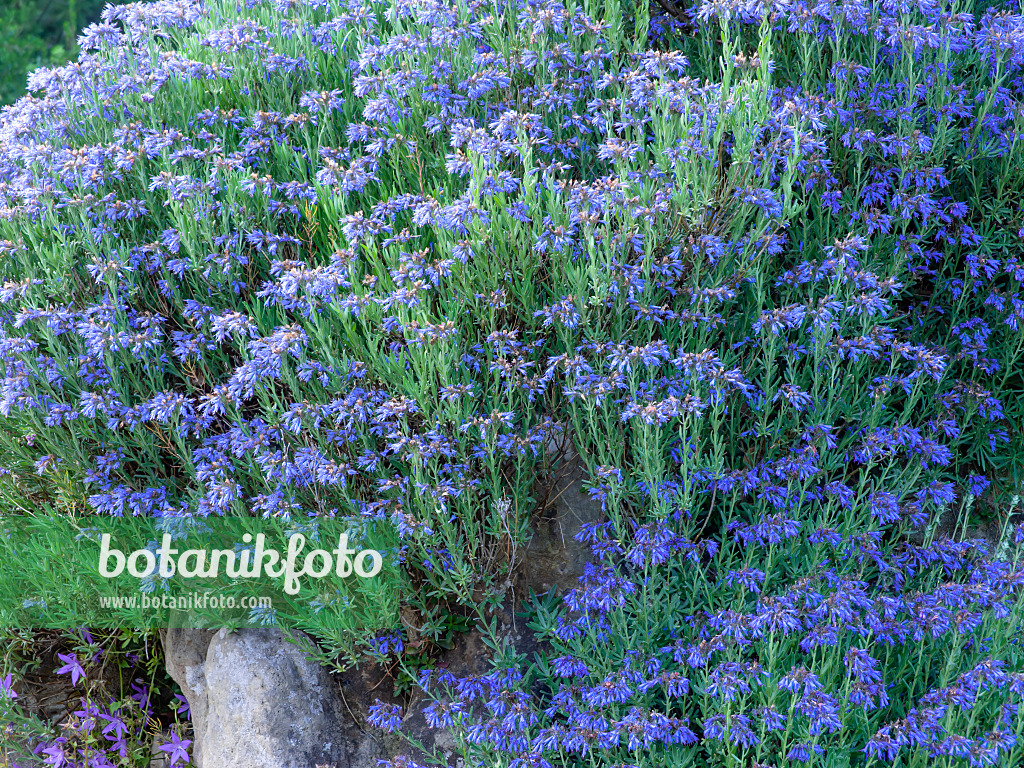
[{"x1": 2, "y1": 0, "x2": 1024, "y2": 764}]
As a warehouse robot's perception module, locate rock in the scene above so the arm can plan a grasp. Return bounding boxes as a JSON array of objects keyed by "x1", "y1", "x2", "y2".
[
  {"x1": 522, "y1": 453, "x2": 602, "y2": 594},
  {"x1": 390, "y1": 601, "x2": 532, "y2": 768},
  {"x1": 150, "y1": 729, "x2": 172, "y2": 767},
  {"x1": 161, "y1": 627, "x2": 215, "y2": 749},
  {"x1": 906, "y1": 492, "x2": 1024, "y2": 559},
  {"x1": 162, "y1": 627, "x2": 383, "y2": 768}
]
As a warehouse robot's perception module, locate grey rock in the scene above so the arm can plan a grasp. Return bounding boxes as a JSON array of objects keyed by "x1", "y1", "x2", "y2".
[
  {"x1": 522, "y1": 453, "x2": 602, "y2": 594},
  {"x1": 150, "y1": 729, "x2": 172, "y2": 768},
  {"x1": 162, "y1": 627, "x2": 383, "y2": 768}
]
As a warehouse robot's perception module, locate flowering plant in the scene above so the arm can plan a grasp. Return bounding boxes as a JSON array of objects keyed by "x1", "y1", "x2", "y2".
[
  {"x1": 2, "y1": 0, "x2": 1024, "y2": 765},
  {"x1": 0, "y1": 629, "x2": 190, "y2": 767}
]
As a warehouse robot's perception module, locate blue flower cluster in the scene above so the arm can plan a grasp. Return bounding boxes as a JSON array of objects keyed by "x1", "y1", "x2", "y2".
[{"x1": 2, "y1": 0, "x2": 1024, "y2": 765}]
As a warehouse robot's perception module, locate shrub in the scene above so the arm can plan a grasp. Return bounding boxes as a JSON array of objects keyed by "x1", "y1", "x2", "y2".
[{"x1": 2, "y1": 0, "x2": 1024, "y2": 766}]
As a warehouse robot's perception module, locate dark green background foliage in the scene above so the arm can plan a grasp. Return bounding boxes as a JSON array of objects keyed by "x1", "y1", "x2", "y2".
[{"x1": 0, "y1": 0, "x2": 105, "y2": 105}]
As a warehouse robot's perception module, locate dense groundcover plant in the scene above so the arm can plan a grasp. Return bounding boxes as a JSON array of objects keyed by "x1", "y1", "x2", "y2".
[{"x1": 3, "y1": 0, "x2": 1024, "y2": 765}]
